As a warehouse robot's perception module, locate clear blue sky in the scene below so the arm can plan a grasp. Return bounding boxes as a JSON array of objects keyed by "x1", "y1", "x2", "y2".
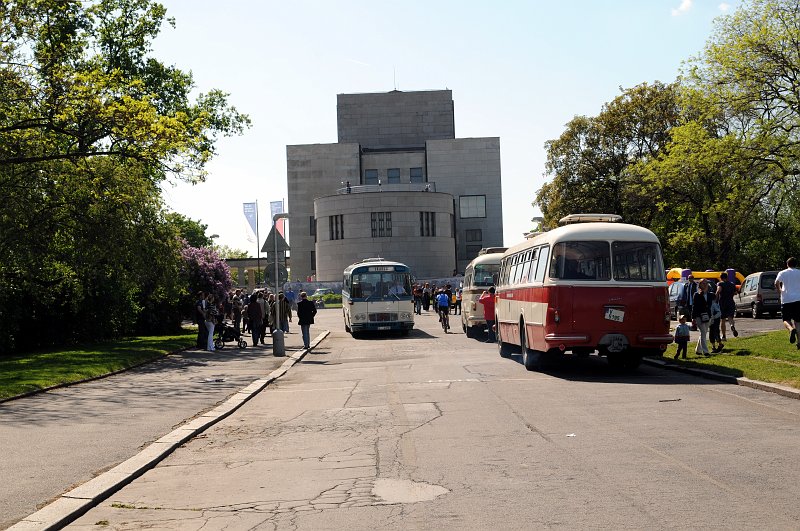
[{"x1": 155, "y1": 0, "x2": 739, "y2": 255}]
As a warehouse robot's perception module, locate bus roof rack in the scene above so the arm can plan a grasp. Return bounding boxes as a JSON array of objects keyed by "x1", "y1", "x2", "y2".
[
  {"x1": 358, "y1": 257, "x2": 386, "y2": 262},
  {"x1": 478, "y1": 247, "x2": 508, "y2": 255},
  {"x1": 559, "y1": 213, "x2": 623, "y2": 225}
]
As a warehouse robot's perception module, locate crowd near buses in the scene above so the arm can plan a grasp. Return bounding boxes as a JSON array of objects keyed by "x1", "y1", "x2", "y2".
[{"x1": 339, "y1": 213, "x2": 800, "y2": 371}]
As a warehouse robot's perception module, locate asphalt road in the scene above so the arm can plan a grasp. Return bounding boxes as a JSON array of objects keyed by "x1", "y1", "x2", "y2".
[
  {"x1": 63, "y1": 308, "x2": 800, "y2": 530},
  {"x1": 0, "y1": 333, "x2": 309, "y2": 529}
]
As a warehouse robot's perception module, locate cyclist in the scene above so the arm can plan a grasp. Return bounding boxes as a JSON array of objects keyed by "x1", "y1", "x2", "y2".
[{"x1": 436, "y1": 288, "x2": 451, "y2": 332}]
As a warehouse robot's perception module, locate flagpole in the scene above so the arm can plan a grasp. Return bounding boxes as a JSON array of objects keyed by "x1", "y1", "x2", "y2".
[{"x1": 256, "y1": 200, "x2": 260, "y2": 288}]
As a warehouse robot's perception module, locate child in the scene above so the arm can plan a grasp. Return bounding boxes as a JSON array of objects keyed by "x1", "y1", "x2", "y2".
[{"x1": 674, "y1": 316, "x2": 690, "y2": 359}]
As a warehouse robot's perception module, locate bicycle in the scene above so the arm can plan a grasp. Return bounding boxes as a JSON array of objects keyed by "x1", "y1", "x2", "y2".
[{"x1": 439, "y1": 305, "x2": 450, "y2": 332}]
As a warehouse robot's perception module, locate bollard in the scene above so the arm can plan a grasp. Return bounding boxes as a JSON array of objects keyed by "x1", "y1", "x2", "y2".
[{"x1": 272, "y1": 328, "x2": 285, "y2": 357}]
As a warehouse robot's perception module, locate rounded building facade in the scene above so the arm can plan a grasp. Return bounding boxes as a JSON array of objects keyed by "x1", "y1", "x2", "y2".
[{"x1": 314, "y1": 190, "x2": 455, "y2": 281}]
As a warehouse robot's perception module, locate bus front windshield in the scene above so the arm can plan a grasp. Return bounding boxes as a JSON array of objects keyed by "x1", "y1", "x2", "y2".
[
  {"x1": 549, "y1": 241, "x2": 665, "y2": 281},
  {"x1": 473, "y1": 264, "x2": 499, "y2": 286},
  {"x1": 350, "y1": 272, "x2": 413, "y2": 300}
]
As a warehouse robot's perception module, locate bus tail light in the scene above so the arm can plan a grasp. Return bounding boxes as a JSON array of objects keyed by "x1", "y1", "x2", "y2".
[
  {"x1": 664, "y1": 311, "x2": 670, "y2": 326},
  {"x1": 554, "y1": 310, "x2": 560, "y2": 324}
]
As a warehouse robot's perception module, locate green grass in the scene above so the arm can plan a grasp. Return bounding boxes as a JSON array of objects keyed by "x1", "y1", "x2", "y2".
[
  {"x1": 661, "y1": 329, "x2": 800, "y2": 389},
  {"x1": 0, "y1": 329, "x2": 195, "y2": 400}
]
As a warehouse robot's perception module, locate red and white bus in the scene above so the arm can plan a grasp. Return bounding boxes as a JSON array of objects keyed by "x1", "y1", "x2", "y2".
[{"x1": 495, "y1": 214, "x2": 672, "y2": 370}]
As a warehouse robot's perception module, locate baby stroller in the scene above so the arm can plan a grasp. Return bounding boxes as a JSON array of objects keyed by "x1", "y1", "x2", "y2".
[{"x1": 214, "y1": 320, "x2": 247, "y2": 349}]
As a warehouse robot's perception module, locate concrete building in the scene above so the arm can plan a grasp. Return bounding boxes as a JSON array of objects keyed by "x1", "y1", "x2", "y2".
[{"x1": 287, "y1": 89, "x2": 503, "y2": 281}]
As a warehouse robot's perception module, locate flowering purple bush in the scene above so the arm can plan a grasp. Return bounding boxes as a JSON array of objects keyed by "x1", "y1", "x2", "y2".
[{"x1": 181, "y1": 244, "x2": 232, "y2": 301}]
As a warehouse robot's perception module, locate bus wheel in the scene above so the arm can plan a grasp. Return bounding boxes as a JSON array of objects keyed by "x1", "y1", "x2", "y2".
[
  {"x1": 521, "y1": 340, "x2": 540, "y2": 371},
  {"x1": 465, "y1": 325, "x2": 477, "y2": 339},
  {"x1": 497, "y1": 326, "x2": 514, "y2": 358}
]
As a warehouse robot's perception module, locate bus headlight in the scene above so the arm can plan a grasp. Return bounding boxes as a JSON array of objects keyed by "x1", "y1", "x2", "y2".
[{"x1": 399, "y1": 312, "x2": 412, "y2": 320}]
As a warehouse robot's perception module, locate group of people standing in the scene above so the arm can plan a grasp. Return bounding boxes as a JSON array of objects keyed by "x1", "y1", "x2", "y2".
[
  {"x1": 412, "y1": 283, "x2": 462, "y2": 315},
  {"x1": 194, "y1": 287, "x2": 318, "y2": 351},
  {"x1": 675, "y1": 272, "x2": 739, "y2": 357},
  {"x1": 674, "y1": 258, "x2": 800, "y2": 357}
]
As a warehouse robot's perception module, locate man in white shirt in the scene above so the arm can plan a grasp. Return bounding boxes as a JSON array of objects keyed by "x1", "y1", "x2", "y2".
[{"x1": 775, "y1": 257, "x2": 800, "y2": 348}]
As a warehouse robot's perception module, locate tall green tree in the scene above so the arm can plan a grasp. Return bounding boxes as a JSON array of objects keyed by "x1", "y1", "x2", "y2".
[
  {"x1": 0, "y1": 0, "x2": 249, "y2": 353},
  {"x1": 536, "y1": 82, "x2": 682, "y2": 228}
]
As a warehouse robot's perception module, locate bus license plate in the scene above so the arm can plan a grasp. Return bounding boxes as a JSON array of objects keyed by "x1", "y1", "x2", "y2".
[
  {"x1": 377, "y1": 326, "x2": 390, "y2": 330},
  {"x1": 605, "y1": 308, "x2": 625, "y2": 323}
]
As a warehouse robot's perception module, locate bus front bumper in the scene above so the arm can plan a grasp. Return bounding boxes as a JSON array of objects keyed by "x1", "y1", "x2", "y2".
[{"x1": 351, "y1": 322, "x2": 414, "y2": 332}]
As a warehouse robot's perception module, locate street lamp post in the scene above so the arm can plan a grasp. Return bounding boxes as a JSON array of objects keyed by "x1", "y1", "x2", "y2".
[{"x1": 272, "y1": 212, "x2": 289, "y2": 357}]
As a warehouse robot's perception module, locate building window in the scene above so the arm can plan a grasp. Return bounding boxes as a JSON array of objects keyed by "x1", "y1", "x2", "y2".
[
  {"x1": 465, "y1": 229, "x2": 482, "y2": 242},
  {"x1": 459, "y1": 195, "x2": 486, "y2": 218},
  {"x1": 387, "y1": 168, "x2": 400, "y2": 184},
  {"x1": 310, "y1": 216, "x2": 316, "y2": 239},
  {"x1": 329, "y1": 214, "x2": 344, "y2": 240},
  {"x1": 410, "y1": 167, "x2": 424, "y2": 183},
  {"x1": 311, "y1": 251, "x2": 316, "y2": 271},
  {"x1": 371, "y1": 212, "x2": 392, "y2": 237},
  {"x1": 364, "y1": 169, "x2": 378, "y2": 185},
  {"x1": 420, "y1": 212, "x2": 436, "y2": 237}
]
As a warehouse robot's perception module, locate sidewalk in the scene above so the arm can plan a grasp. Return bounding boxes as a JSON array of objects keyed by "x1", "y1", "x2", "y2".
[{"x1": 2, "y1": 327, "x2": 322, "y2": 531}]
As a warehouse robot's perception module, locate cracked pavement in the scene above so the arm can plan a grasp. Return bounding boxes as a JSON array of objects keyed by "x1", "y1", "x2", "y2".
[{"x1": 45, "y1": 309, "x2": 800, "y2": 529}]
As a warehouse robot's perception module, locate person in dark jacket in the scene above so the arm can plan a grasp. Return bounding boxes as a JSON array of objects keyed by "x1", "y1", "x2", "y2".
[
  {"x1": 296, "y1": 291, "x2": 317, "y2": 349},
  {"x1": 691, "y1": 280, "x2": 711, "y2": 356},
  {"x1": 247, "y1": 296, "x2": 263, "y2": 347}
]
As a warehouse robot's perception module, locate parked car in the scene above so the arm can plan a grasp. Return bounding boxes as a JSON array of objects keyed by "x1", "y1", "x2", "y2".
[
  {"x1": 735, "y1": 271, "x2": 780, "y2": 318},
  {"x1": 668, "y1": 280, "x2": 689, "y2": 320}
]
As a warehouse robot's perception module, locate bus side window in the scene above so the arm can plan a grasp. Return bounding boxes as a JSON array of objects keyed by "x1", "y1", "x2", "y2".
[
  {"x1": 351, "y1": 282, "x2": 362, "y2": 298},
  {"x1": 549, "y1": 244, "x2": 565, "y2": 279},
  {"x1": 534, "y1": 246, "x2": 549, "y2": 282}
]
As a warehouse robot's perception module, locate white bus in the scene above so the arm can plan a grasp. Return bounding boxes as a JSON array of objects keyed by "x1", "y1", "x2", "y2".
[
  {"x1": 342, "y1": 258, "x2": 414, "y2": 337},
  {"x1": 495, "y1": 214, "x2": 672, "y2": 371},
  {"x1": 461, "y1": 247, "x2": 506, "y2": 338}
]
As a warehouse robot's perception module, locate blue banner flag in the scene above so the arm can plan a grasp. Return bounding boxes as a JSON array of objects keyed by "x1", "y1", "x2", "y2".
[
  {"x1": 270, "y1": 200, "x2": 285, "y2": 236},
  {"x1": 243, "y1": 202, "x2": 257, "y2": 243}
]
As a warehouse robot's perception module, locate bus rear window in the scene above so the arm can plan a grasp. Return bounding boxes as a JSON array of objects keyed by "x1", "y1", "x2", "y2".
[
  {"x1": 612, "y1": 241, "x2": 665, "y2": 281},
  {"x1": 549, "y1": 242, "x2": 611, "y2": 280},
  {"x1": 473, "y1": 264, "x2": 499, "y2": 286}
]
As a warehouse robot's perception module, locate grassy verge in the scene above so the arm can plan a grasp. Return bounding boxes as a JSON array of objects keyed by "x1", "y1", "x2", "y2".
[
  {"x1": 660, "y1": 329, "x2": 800, "y2": 389},
  {"x1": 0, "y1": 329, "x2": 196, "y2": 400}
]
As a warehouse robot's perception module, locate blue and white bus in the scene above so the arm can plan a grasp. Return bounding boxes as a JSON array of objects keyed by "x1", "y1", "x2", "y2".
[{"x1": 342, "y1": 258, "x2": 414, "y2": 336}]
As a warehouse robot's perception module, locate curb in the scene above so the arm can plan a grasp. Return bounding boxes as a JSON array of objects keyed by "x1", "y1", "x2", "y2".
[
  {"x1": 642, "y1": 357, "x2": 800, "y2": 400},
  {"x1": 8, "y1": 330, "x2": 331, "y2": 531}
]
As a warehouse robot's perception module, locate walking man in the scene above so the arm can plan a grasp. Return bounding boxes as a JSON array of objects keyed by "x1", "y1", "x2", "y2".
[
  {"x1": 775, "y1": 257, "x2": 800, "y2": 349},
  {"x1": 296, "y1": 291, "x2": 317, "y2": 349},
  {"x1": 716, "y1": 272, "x2": 738, "y2": 340}
]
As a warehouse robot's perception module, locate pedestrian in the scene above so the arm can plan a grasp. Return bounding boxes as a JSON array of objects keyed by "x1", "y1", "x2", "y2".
[
  {"x1": 455, "y1": 288, "x2": 462, "y2": 315},
  {"x1": 691, "y1": 279, "x2": 711, "y2": 356},
  {"x1": 277, "y1": 292, "x2": 292, "y2": 333},
  {"x1": 422, "y1": 283, "x2": 431, "y2": 311},
  {"x1": 204, "y1": 293, "x2": 217, "y2": 352},
  {"x1": 194, "y1": 290, "x2": 207, "y2": 349},
  {"x1": 267, "y1": 293, "x2": 276, "y2": 335},
  {"x1": 246, "y1": 294, "x2": 263, "y2": 347},
  {"x1": 286, "y1": 287, "x2": 297, "y2": 312},
  {"x1": 681, "y1": 275, "x2": 698, "y2": 330},
  {"x1": 775, "y1": 256, "x2": 800, "y2": 349},
  {"x1": 673, "y1": 316, "x2": 690, "y2": 359},
  {"x1": 296, "y1": 291, "x2": 317, "y2": 349},
  {"x1": 257, "y1": 291, "x2": 268, "y2": 344},
  {"x1": 708, "y1": 289, "x2": 723, "y2": 353},
  {"x1": 413, "y1": 284, "x2": 422, "y2": 315},
  {"x1": 479, "y1": 286, "x2": 496, "y2": 342},
  {"x1": 716, "y1": 272, "x2": 738, "y2": 340},
  {"x1": 231, "y1": 289, "x2": 243, "y2": 334}
]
